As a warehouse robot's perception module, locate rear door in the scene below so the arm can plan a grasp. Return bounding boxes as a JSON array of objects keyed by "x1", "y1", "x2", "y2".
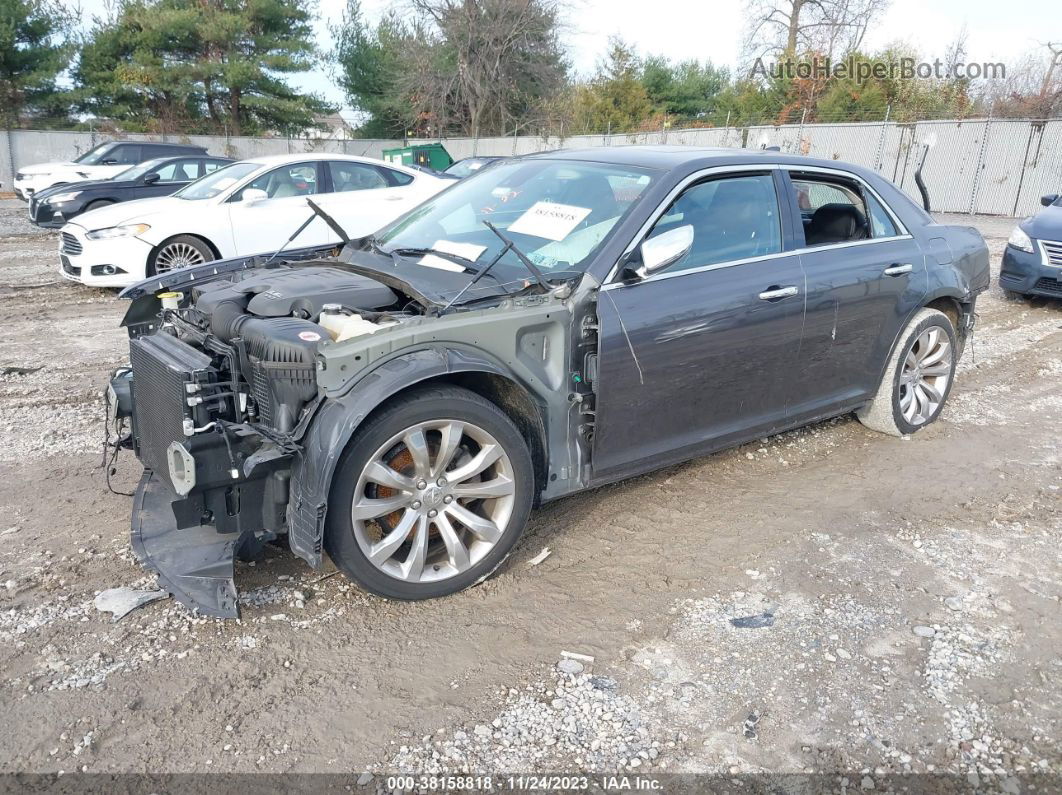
[
  {"x1": 310, "y1": 161, "x2": 424, "y2": 241},
  {"x1": 591, "y1": 169, "x2": 807, "y2": 481},
  {"x1": 782, "y1": 168, "x2": 927, "y2": 418}
]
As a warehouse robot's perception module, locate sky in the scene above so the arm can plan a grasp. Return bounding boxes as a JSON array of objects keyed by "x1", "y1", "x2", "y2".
[{"x1": 71, "y1": 0, "x2": 1059, "y2": 119}]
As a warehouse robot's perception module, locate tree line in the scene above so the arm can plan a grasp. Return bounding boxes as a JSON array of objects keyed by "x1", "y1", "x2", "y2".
[{"x1": 3, "y1": 0, "x2": 1061, "y2": 138}]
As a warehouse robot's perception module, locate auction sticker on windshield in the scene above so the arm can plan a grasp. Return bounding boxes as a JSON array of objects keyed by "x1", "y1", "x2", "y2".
[{"x1": 508, "y1": 201, "x2": 592, "y2": 241}]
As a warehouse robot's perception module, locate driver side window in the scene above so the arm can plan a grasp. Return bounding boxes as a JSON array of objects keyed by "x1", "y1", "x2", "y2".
[
  {"x1": 238, "y1": 163, "x2": 319, "y2": 200},
  {"x1": 644, "y1": 173, "x2": 782, "y2": 274}
]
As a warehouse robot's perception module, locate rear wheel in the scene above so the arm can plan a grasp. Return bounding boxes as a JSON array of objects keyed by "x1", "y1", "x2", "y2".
[
  {"x1": 857, "y1": 308, "x2": 957, "y2": 436},
  {"x1": 148, "y1": 235, "x2": 212, "y2": 275},
  {"x1": 325, "y1": 386, "x2": 534, "y2": 599}
]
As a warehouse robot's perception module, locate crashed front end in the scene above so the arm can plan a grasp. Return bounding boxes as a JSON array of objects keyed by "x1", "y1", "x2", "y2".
[{"x1": 109, "y1": 255, "x2": 400, "y2": 617}]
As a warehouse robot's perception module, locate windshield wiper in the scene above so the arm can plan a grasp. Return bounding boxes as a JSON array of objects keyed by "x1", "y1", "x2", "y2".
[
  {"x1": 388, "y1": 246, "x2": 482, "y2": 273},
  {"x1": 439, "y1": 222, "x2": 552, "y2": 314}
]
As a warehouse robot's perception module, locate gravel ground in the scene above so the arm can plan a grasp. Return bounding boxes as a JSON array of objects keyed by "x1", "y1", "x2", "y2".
[{"x1": 0, "y1": 200, "x2": 1058, "y2": 788}]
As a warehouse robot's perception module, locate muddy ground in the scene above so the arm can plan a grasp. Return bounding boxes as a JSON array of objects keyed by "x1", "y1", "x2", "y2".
[{"x1": 0, "y1": 201, "x2": 1058, "y2": 785}]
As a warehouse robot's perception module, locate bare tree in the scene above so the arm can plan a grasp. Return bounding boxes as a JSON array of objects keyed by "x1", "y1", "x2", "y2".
[
  {"x1": 743, "y1": 0, "x2": 890, "y2": 64},
  {"x1": 400, "y1": 0, "x2": 569, "y2": 137}
]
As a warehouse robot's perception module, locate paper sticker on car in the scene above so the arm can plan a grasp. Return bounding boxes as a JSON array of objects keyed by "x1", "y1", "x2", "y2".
[{"x1": 508, "y1": 201, "x2": 592, "y2": 241}]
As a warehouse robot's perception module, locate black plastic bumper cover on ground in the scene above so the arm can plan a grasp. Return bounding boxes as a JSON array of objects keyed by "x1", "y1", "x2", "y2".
[{"x1": 131, "y1": 470, "x2": 246, "y2": 618}]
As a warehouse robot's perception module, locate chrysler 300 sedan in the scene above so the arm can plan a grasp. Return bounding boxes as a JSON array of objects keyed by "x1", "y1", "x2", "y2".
[{"x1": 109, "y1": 146, "x2": 990, "y2": 616}]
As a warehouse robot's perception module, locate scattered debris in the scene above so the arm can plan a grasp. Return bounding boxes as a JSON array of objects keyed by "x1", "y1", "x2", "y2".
[
  {"x1": 913, "y1": 625, "x2": 936, "y2": 638},
  {"x1": 528, "y1": 547, "x2": 552, "y2": 566},
  {"x1": 1, "y1": 365, "x2": 43, "y2": 376},
  {"x1": 730, "y1": 611, "x2": 775, "y2": 629},
  {"x1": 561, "y1": 650, "x2": 595, "y2": 663},
  {"x1": 93, "y1": 587, "x2": 168, "y2": 621},
  {"x1": 557, "y1": 659, "x2": 584, "y2": 675}
]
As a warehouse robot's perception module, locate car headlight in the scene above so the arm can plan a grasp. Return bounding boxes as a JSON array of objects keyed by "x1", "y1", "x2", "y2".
[
  {"x1": 47, "y1": 191, "x2": 81, "y2": 204},
  {"x1": 86, "y1": 223, "x2": 151, "y2": 240},
  {"x1": 1008, "y1": 226, "x2": 1034, "y2": 253}
]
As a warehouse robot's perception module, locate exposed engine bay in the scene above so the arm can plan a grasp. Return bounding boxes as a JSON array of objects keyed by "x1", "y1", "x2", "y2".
[
  {"x1": 111, "y1": 264, "x2": 433, "y2": 616},
  {"x1": 109, "y1": 253, "x2": 582, "y2": 617}
]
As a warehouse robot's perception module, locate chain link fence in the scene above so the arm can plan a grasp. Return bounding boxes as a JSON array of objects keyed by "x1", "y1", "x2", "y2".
[{"x1": 4, "y1": 117, "x2": 1060, "y2": 216}]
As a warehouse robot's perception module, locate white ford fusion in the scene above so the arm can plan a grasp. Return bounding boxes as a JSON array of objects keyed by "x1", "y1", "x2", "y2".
[{"x1": 58, "y1": 153, "x2": 451, "y2": 288}]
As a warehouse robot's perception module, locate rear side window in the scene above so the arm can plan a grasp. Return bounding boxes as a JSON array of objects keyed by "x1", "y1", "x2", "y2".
[
  {"x1": 110, "y1": 144, "x2": 142, "y2": 165},
  {"x1": 328, "y1": 161, "x2": 389, "y2": 192},
  {"x1": 790, "y1": 173, "x2": 872, "y2": 247},
  {"x1": 152, "y1": 159, "x2": 201, "y2": 182},
  {"x1": 645, "y1": 173, "x2": 782, "y2": 274},
  {"x1": 379, "y1": 166, "x2": 414, "y2": 186},
  {"x1": 202, "y1": 159, "x2": 225, "y2": 175}
]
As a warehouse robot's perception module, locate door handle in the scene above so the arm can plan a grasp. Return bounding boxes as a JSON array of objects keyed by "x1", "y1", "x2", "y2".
[
  {"x1": 883, "y1": 263, "x2": 913, "y2": 276},
  {"x1": 758, "y1": 285, "x2": 799, "y2": 301}
]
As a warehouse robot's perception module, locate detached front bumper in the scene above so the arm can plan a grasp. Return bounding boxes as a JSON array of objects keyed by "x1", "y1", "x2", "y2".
[{"x1": 1000, "y1": 243, "x2": 1062, "y2": 299}]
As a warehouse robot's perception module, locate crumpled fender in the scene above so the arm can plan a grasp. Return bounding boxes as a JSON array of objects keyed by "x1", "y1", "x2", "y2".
[{"x1": 286, "y1": 345, "x2": 517, "y2": 568}]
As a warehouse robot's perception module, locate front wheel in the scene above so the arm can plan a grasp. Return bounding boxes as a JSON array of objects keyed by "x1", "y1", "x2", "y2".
[
  {"x1": 148, "y1": 235, "x2": 212, "y2": 275},
  {"x1": 857, "y1": 308, "x2": 957, "y2": 437},
  {"x1": 325, "y1": 386, "x2": 534, "y2": 599}
]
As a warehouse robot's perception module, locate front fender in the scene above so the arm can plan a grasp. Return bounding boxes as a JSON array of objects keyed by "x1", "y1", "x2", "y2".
[{"x1": 287, "y1": 346, "x2": 525, "y2": 568}]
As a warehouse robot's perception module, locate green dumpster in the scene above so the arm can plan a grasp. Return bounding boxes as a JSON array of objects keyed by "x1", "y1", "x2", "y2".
[{"x1": 382, "y1": 143, "x2": 453, "y2": 172}]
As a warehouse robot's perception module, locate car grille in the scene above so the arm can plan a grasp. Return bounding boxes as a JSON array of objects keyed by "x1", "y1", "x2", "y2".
[
  {"x1": 1042, "y1": 240, "x2": 1062, "y2": 268},
  {"x1": 1033, "y1": 278, "x2": 1062, "y2": 295},
  {"x1": 62, "y1": 260, "x2": 81, "y2": 276},
  {"x1": 60, "y1": 232, "x2": 83, "y2": 255},
  {"x1": 129, "y1": 334, "x2": 214, "y2": 477}
]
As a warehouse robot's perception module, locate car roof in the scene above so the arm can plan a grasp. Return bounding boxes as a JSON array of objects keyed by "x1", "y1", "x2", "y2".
[
  {"x1": 526, "y1": 145, "x2": 873, "y2": 176},
  {"x1": 240, "y1": 152, "x2": 401, "y2": 167}
]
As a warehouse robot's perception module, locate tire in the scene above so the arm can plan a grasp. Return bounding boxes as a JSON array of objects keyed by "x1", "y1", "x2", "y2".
[
  {"x1": 324, "y1": 385, "x2": 534, "y2": 600},
  {"x1": 83, "y1": 199, "x2": 114, "y2": 213},
  {"x1": 148, "y1": 235, "x2": 213, "y2": 275},
  {"x1": 857, "y1": 308, "x2": 957, "y2": 437}
]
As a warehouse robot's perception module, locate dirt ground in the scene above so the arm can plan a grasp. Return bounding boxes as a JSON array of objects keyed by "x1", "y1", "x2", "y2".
[{"x1": 0, "y1": 201, "x2": 1058, "y2": 786}]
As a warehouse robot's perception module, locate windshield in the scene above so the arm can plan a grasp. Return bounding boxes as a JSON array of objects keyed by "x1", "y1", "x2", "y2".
[
  {"x1": 174, "y1": 161, "x2": 260, "y2": 200},
  {"x1": 73, "y1": 143, "x2": 115, "y2": 165},
  {"x1": 376, "y1": 159, "x2": 657, "y2": 279},
  {"x1": 445, "y1": 158, "x2": 497, "y2": 178},
  {"x1": 116, "y1": 158, "x2": 168, "y2": 180}
]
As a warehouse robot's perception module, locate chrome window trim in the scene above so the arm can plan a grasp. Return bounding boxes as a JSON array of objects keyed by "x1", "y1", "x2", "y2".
[
  {"x1": 605, "y1": 164, "x2": 784, "y2": 284},
  {"x1": 605, "y1": 162, "x2": 915, "y2": 289}
]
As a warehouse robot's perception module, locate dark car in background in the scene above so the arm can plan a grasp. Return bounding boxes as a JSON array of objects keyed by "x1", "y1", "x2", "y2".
[
  {"x1": 29, "y1": 155, "x2": 234, "y2": 228},
  {"x1": 108, "y1": 146, "x2": 989, "y2": 617},
  {"x1": 13, "y1": 140, "x2": 211, "y2": 200},
  {"x1": 1000, "y1": 193, "x2": 1062, "y2": 300},
  {"x1": 443, "y1": 156, "x2": 508, "y2": 178}
]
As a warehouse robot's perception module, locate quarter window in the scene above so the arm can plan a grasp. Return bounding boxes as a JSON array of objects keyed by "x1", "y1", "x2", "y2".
[
  {"x1": 152, "y1": 159, "x2": 200, "y2": 182},
  {"x1": 866, "y1": 192, "x2": 899, "y2": 237},
  {"x1": 643, "y1": 173, "x2": 782, "y2": 274}
]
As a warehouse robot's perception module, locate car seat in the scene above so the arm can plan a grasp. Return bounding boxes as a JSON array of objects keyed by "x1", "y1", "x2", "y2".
[{"x1": 805, "y1": 203, "x2": 869, "y2": 245}]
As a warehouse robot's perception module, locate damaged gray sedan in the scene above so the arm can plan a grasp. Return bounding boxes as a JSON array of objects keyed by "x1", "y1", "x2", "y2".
[{"x1": 108, "y1": 146, "x2": 990, "y2": 617}]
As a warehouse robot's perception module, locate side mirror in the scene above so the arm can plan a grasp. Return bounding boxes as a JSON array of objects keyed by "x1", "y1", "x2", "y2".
[
  {"x1": 241, "y1": 188, "x2": 268, "y2": 204},
  {"x1": 1041, "y1": 194, "x2": 1059, "y2": 207},
  {"x1": 632, "y1": 225, "x2": 694, "y2": 279},
  {"x1": 142, "y1": 173, "x2": 160, "y2": 185}
]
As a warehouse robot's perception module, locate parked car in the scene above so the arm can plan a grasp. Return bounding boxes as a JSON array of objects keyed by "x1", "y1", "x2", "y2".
[
  {"x1": 443, "y1": 156, "x2": 507, "y2": 178},
  {"x1": 59, "y1": 153, "x2": 451, "y2": 287},
  {"x1": 108, "y1": 146, "x2": 989, "y2": 617},
  {"x1": 29, "y1": 155, "x2": 233, "y2": 229},
  {"x1": 13, "y1": 140, "x2": 209, "y2": 200},
  {"x1": 1000, "y1": 193, "x2": 1062, "y2": 300}
]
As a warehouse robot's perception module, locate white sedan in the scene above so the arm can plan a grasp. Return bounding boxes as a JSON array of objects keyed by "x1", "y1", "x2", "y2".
[{"x1": 57, "y1": 153, "x2": 452, "y2": 288}]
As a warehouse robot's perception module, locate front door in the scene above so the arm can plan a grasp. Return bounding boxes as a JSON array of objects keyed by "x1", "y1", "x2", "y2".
[
  {"x1": 228, "y1": 161, "x2": 330, "y2": 255},
  {"x1": 782, "y1": 170, "x2": 927, "y2": 418},
  {"x1": 591, "y1": 171, "x2": 807, "y2": 481}
]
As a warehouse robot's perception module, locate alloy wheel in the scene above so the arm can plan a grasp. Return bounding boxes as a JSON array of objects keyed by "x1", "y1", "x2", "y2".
[
  {"x1": 350, "y1": 420, "x2": 517, "y2": 583},
  {"x1": 154, "y1": 242, "x2": 206, "y2": 273},
  {"x1": 898, "y1": 326, "x2": 952, "y2": 425}
]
